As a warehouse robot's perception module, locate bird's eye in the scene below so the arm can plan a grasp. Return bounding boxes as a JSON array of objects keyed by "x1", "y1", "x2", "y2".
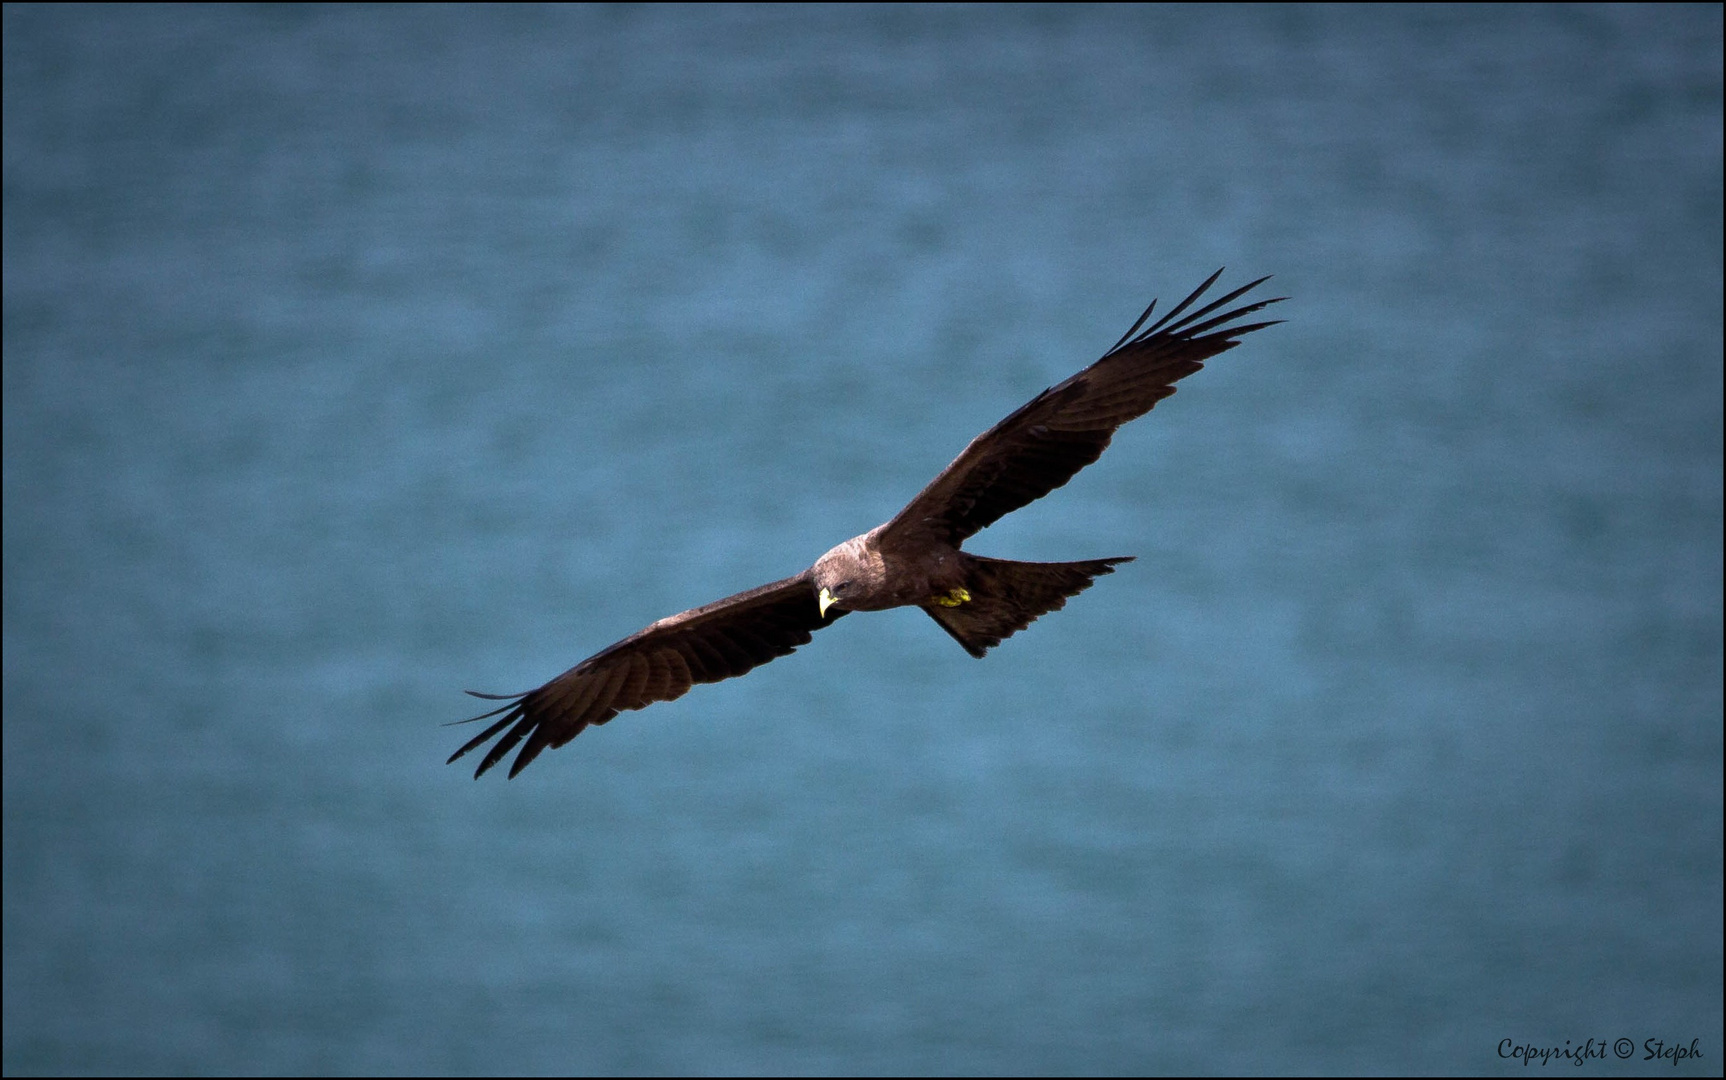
[{"x1": 837, "y1": 580, "x2": 852, "y2": 592}]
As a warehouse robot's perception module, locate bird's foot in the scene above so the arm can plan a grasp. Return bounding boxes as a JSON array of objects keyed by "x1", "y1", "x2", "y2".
[{"x1": 930, "y1": 587, "x2": 972, "y2": 608}]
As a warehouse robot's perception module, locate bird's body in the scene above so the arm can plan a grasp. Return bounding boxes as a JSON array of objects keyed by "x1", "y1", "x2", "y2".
[
  {"x1": 451, "y1": 270, "x2": 1283, "y2": 778},
  {"x1": 812, "y1": 527, "x2": 967, "y2": 612}
]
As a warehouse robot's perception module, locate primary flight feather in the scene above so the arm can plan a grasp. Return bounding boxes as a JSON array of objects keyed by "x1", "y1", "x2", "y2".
[{"x1": 450, "y1": 269, "x2": 1283, "y2": 778}]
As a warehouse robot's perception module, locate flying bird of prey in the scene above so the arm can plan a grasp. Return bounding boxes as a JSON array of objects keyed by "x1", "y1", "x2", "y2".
[{"x1": 451, "y1": 270, "x2": 1283, "y2": 778}]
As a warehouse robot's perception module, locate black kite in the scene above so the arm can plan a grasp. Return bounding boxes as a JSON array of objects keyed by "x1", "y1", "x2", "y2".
[{"x1": 450, "y1": 270, "x2": 1283, "y2": 777}]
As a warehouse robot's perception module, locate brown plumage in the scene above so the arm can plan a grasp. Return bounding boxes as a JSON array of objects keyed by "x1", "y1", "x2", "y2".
[{"x1": 450, "y1": 270, "x2": 1283, "y2": 777}]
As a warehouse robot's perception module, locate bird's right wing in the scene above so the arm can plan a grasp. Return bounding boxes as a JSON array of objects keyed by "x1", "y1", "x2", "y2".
[
  {"x1": 879, "y1": 271, "x2": 1283, "y2": 552},
  {"x1": 449, "y1": 571, "x2": 843, "y2": 778}
]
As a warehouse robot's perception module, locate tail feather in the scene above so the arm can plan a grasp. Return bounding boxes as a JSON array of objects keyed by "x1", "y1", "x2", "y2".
[{"x1": 923, "y1": 554, "x2": 1132, "y2": 657}]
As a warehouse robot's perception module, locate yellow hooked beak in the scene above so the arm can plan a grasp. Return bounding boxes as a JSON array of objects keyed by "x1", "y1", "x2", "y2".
[{"x1": 819, "y1": 587, "x2": 840, "y2": 618}]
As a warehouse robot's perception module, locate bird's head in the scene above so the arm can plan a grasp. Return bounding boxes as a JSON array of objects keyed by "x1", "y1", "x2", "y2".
[{"x1": 812, "y1": 538, "x2": 876, "y2": 618}]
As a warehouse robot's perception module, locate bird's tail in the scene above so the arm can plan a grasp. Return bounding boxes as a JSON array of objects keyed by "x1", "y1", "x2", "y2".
[{"x1": 922, "y1": 554, "x2": 1132, "y2": 658}]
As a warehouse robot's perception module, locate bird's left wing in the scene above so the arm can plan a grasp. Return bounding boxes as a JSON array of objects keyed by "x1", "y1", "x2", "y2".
[
  {"x1": 878, "y1": 270, "x2": 1283, "y2": 552},
  {"x1": 449, "y1": 571, "x2": 842, "y2": 778}
]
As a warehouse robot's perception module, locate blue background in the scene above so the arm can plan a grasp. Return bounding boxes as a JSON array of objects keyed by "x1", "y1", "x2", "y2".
[{"x1": 5, "y1": 5, "x2": 1720, "y2": 1075}]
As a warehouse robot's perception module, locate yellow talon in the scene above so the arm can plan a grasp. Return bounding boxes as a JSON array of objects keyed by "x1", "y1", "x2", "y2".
[{"x1": 931, "y1": 587, "x2": 971, "y2": 608}]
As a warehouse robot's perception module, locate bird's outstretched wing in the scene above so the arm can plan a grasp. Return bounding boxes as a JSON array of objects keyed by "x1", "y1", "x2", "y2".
[
  {"x1": 879, "y1": 270, "x2": 1284, "y2": 551},
  {"x1": 449, "y1": 573, "x2": 843, "y2": 778}
]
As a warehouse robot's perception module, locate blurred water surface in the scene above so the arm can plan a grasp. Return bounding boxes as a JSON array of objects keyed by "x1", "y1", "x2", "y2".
[{"x1": 4, "y1": 5, "x2": 1721, "y2": 1075}]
